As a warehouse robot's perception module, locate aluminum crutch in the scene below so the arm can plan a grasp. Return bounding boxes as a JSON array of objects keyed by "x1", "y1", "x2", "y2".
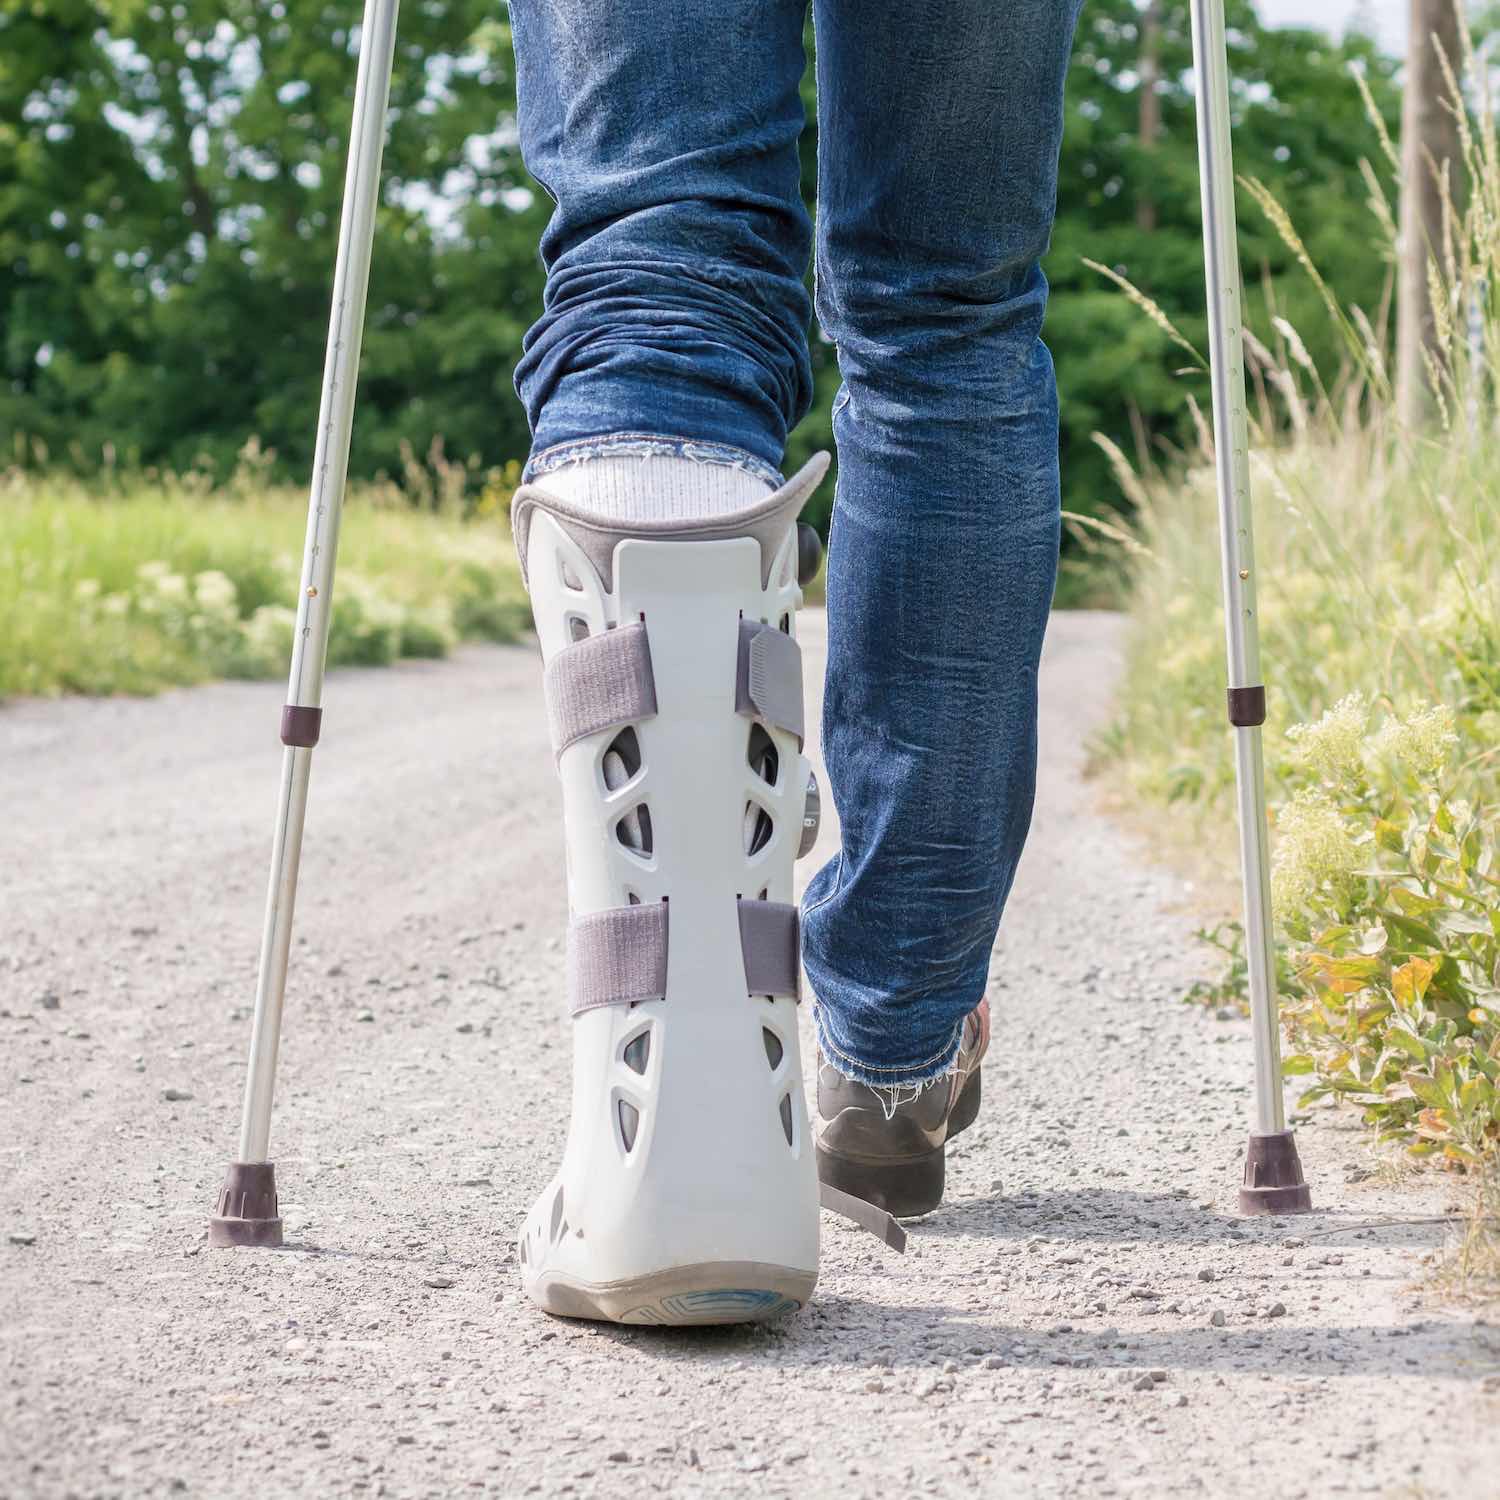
[
  {"x1": 210, "y1": 0, "x2": 402, "y2": 1247},
  {"x1": 1188, "y1": 0, "x2": 1311, "y2": 1214}
]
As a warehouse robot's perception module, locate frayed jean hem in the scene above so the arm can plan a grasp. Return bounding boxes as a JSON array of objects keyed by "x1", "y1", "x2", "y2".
[{"x1": 812, "y1": 1003, "x2": 965, "y2": 1090}]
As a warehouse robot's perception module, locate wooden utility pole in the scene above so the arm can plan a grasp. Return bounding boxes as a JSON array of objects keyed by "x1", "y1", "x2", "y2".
[
  {"x1": 1396, "y1": 0, "x2": 1463, "y2": 426},
  {"x1": 1137, "y1": 1, "x2": 1163, "y2": 232}
]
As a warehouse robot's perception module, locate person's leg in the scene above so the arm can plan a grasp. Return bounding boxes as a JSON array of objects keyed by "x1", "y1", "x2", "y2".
[
  {"x1": 506, "y1": 0, "x2": 837, "y2": 1325},
  {"x1": 804, "y1": 0, "x2": 1082, "y2": 1090},
  {"x1": 509, "y1": 0, "x2": 814, "y2": 498}
]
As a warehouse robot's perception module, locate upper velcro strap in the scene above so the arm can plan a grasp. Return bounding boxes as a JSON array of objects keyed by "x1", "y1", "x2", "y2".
[
  {"x1": 735, "y1": 620, "x2": 804, "y2": 746},
  {"x1": 738, "y1": 899, "x2": 801, "y2": 1000},
  {"x1": 544, "y1": 621, "x2": 657, "y2": 757},
  {"x1": 568, "y1": 902, "x2": 669, "y2": 1016}
]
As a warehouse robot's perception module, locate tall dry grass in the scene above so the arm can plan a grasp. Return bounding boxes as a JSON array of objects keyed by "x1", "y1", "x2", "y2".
[{"x1": 1090, "y1": 28, "x2": 1499, "y2": 1171}]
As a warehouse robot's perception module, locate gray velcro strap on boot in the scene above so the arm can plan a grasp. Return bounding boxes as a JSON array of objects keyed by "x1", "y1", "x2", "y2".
[
  {"x1": 545, "y1": 621, "x2": 657, "y2": 757},
  {"x1": 738, "y1": 899, "x2": 801, "y2": 1000},
  {"x1": 735, "y1": 620, "x2": 804, "y2": 746},
  {"x1": 568, "y1": 903, "x2": 669, "y2": 1016}
]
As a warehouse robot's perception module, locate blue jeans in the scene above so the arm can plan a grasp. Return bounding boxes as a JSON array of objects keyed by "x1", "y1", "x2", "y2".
[{"x1": 510, "y1": 0, "x2": 1080, "y2": 1086}]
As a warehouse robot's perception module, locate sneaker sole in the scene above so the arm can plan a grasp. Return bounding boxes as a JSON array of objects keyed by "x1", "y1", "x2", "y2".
[{"x1": 527, "y1": 1261, "x2": 817, "y2": 1326}]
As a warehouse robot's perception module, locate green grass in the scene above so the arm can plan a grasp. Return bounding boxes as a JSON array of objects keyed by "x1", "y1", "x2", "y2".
[
  {"x1": 0, "y1": 470, "x2": 530, "y2": 698},
  {"x1": 1096, "y1": 424, "x2": 1498, "y2": 821},
  {"x1": 1098, "y1": 408, "x2": 1499, "y2": 1166}
]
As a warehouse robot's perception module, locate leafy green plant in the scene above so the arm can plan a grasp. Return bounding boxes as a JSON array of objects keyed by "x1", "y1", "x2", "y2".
[
  {"x1": 1098, "y1": 26, "x2": 1499, "y2": 1169},
  {"x1": 1268, "y1": 696, "x2": 1500, "y2": 1166}
]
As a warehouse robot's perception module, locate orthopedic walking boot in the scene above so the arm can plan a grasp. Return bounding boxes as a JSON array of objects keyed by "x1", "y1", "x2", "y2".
[
  {"x1": 510, "y1": 454, "x2": 829, "y2": 1325},
  {"x1": 815, "y1": 997, "x2": 990, "y2": 1218}
]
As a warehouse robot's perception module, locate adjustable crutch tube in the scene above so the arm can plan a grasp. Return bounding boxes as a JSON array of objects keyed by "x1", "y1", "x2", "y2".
[
  {"x1": 1187, "y1": 0, "x2": 1311, "y2": 1215},
  {"x1": 209, "y1": 0, "x2": 402, "y2": 1248}
]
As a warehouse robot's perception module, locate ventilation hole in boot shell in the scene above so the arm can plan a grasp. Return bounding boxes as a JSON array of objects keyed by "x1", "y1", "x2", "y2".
[
  {"x1": 567, "y1": 614, "x2": 590, "y2": 642},
  {"x1": 778, "y1": 1093, "x2": 794, "y2": 1146},
  {"x1": 618, "y1": 1098, "x2": 640, "y2": 1152},
  {"x1": 746, "y1": 724, "x2": 779, "y2": 786},
  {"x1": 762, "y1": 1028, "x2": 784, "y2": 1070},
  {"x1": 604, "y1": 726, "x2": 643, "y2": 781},
  {"x1": 604, "y1": 729, "x2": 651, "y2": 854},
  {"x1": 549, "y1": 1185, "x2": 565, "y2": 1242},
  {"x1": 617, "y1": 805, "x2": 653, "y2": 855},
  {"x1": 623, "y1": 1031, "x2": 650, "y2": 1074},
  {"x1": 744, "y1": 803, "x2": 773, "y2": 856},
  {"x1": 745, "y1": 727, "x2": 777, "y2": 855}
]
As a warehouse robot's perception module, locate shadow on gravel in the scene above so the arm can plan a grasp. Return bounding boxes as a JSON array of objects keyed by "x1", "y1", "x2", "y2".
[
  {"x1": 271, "y1": 1242, "x2": 425, "y2": 1263},
  {"x1": 909, "y1": 1188, "x2": 1456, "y2": 1252},
  {"x1": 578, "y1": 1295, "x2": 1494, "y2": 1381}
]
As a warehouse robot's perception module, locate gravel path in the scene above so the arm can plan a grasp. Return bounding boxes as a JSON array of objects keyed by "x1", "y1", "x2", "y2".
[{"x1": 2, "y1": 610, "x2": 1495, "y2": 1499}]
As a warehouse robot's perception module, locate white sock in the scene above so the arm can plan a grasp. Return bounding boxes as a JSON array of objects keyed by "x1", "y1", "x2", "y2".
[{"x1": 534, "y1": 454, "x2": 773, "y2": 524}]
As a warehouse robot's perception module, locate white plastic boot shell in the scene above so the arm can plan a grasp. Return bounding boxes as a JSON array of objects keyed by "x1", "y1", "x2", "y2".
[{"x1": 512, "y1": 456, "x2": 828, "y2": 1325}]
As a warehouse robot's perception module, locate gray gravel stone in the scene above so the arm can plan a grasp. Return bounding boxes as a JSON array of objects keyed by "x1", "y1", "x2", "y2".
[{"x1": 0, "y1": 615, "x2": 1491, "y2": 1500}]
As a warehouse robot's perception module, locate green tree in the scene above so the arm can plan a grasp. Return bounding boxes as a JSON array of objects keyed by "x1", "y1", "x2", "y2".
[
  {"x1": 1, "y1": 0, "x2": 548, "y2": 478},
  {"x1": 1046, "y1": 0, "x2": 1401, "y2": 523},
  {"x1": 2, "y1": 0, "x2": 1403, "y2": 543}
]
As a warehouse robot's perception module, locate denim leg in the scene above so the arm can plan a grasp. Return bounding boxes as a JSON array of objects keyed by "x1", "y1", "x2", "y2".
[
  {"x1": 507, "y1": 0, "x2": 814, "y2": 480},
  {"x1": 802, "y1": 0, "x2": 1082, "y2": 1085}
]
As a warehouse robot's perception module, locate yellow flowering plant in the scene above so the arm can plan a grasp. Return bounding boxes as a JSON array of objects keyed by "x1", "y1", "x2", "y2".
[{"x1": 1266, "y1": 696, "x2": 1498, "y2": 1165}]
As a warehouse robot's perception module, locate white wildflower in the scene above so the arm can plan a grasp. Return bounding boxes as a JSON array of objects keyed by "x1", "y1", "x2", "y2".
[
  {"x1": 1372, "y1": 704, "x2": 1458, "y2": 778},
  {"x1": 242, "y1": 605, "x2": 296, "y2": 661},
  {"x1": 139, "y1": 563, "x2": 188, "y2": 602},
  {"x1": 1284, "y1": 692, "x2": 1368, "y2": 781},
  {"x1": 1272, "y1": 789, "x2": 1362, "y2": 920},
  {"x1": 193, "y1": 570, "x2": 238, "y2": 616}
]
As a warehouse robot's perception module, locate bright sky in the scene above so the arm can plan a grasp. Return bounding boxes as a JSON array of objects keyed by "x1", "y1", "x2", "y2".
[{"x1": 1257, "y1": 0, "x2": 1408, "y2": 52}]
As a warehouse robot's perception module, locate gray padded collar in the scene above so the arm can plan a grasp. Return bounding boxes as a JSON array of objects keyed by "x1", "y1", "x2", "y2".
[{"x1": 511, "y1": 452, "x2": 830, "y2": 594}]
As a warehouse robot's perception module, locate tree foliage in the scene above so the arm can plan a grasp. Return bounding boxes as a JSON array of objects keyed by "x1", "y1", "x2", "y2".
[{"x1": 1, "y1": 1, "x2": 1401, "y2": 530}]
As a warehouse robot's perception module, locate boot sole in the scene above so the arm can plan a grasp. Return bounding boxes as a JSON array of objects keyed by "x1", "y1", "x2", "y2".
[
  {"x1": 527, "y1": 1260, "x2": 817, "y2": 1326},
  {"x1": 816, "y1": 1069, "x2": 982, "y2": 1219}
]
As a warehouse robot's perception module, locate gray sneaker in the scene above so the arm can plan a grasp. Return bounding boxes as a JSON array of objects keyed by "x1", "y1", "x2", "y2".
[{"x1": 814, "y1": 998, "x2": 990, "y2": 1218}]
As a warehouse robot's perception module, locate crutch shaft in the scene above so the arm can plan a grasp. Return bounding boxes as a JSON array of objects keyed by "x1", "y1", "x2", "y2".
[
  {"x1": 238, "y1": 746, "x2": 314, "y2": 1162},
  {"x1": 288, "y1": 0, "x2": 402, "y2": 713},
  {"x1": 212, "y1": 0, "x2": 401, "y2": 1245},
  {"x1": 1188, "y1": 0, "x2": 1309, "y2": 1210},
  {"x1": 1189, "y1": 0, "x2": 1280, "y2": 1118},
  {"x1": 1235, "y1": 732, "x2": 1283, "y2": 1134}
]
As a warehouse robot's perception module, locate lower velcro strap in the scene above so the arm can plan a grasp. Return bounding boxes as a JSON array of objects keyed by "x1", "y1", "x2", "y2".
[
  {"x1": 735, "y1": 620, "x2": 804, "y2": 746},
  {"x1": 545, "y1": 621, "x2": 657, "y2": 758},
  {"x1": 738, "y1": 898, "x2": 801, "y2": 1000},
  {"x1": 568, "y1": 902, "x2": 669, "y2": 1015}
]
